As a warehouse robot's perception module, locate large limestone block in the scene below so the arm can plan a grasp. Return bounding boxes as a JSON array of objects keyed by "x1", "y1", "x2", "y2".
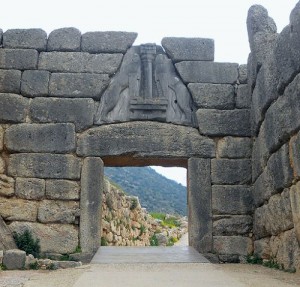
[
  {"x1": 29, "y1": 97, "x2": 94, "y2": 132},
  {"x1": 0, "y1": 175, "x2": 15, "y2": 197},
  {"x1": 3, "y1": 249, "x2": 26, "y2": 270},
  {"x1": 3, "y1": 29, "x2": 47, "y2": 51},
  {"x1": 188, "y1": 83, "x2": 234, "y2": 109},
  {"x1": 0, "y1": 70, "x2": 21, "y2": 94},
  {"x1": 8, "y1": 153, "x2": 81, "y2": 179},
  {"x1": 0, "y1": 216, "x2": 17, "y2": 250},
  {"x1": 15, "y1": 178, "x2": 45, "y2": 200},
  {"x1": 0, "y1": 197, "x2": 38, "y2": 222},
  {"x1": 217, "y1": 137, "x2": 252, "y2": 159},
  {"x1": 49, "y1": 73, "x2": 110, "y2": 99},
  {"x1": 77, "y1": 122, "x2": 216, "y2": 160},
  {"x1": 253, "y1": 171, "x2": 272, "y2": 207},
  {"x1": 47, "y1": 27, "x2": 81, "y2": 51},
  {"x1": 236, "y1": 84, "x2": 251, "y2": 109},
  {"x1": 290, "y1": 132, "x2": 300, "y2": 178},
  {"x1": 212, "y1": 185, "x2": 253, "y2": 215},
  {"x1": 21, "y1": 70, "x2": 50, "y2": 97},
  {"x1": 9, "y1": 222, "x2": 79, "y2": 254},
  {"x1": 197, "y1": 109, "x2": 251, "y2": 137},
  {"x1": 0, "y1": 126, "x2": 3, "y2": 151},
  {"x1": 213, "y1": 215, "x2": 252, "y2": 236},
  {"x1": 238, "y1": 65, "x2": 248, "y2": 84},
  {"x1": 46, "y1": 180, "x2": 80, "y2": 200},
  {"x1": 39, "y1": 52, "x2": 123, "y2": 74},
  {"x1": 290, "y1": 182, "x2": 300, "y2": 244},
  {"x1": 0, "y1": 157, "x2": 5, "y2": 173},
  {"x1": 211, "y1": 159, "x2": 252, "y2": 185},
  {"x1": 175, "y1": 61, "x2": 238, "y2": 84},
  {"x1": 0, "y1": 49, "x2": 38, "y2": 70},
  {"x1": 0, "y1": 94, "x2": 29, "y2": 123},
  {"x1": 254, "y1": 238, "x2": 271, "y2": 259},
  {"x1": 213, "y1": 236, "x2": 253, "y2": 256},
  {"x1": 5, "y1": 123, "x2": 76, "y2": 153},
  {"x1": 161, "y1": 37, "x2": 214, "y2": 62},
  {"x1": 81, "y1": 31, "x2": 137, "y2": 53}
]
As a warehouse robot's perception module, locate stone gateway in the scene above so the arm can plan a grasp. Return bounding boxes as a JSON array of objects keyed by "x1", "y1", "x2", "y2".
[{"x1": 0, "y1": 2, "x2": 300, "y2": 272}]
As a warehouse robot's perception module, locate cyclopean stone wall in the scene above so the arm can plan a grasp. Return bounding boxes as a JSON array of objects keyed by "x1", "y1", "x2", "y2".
[{"x1": 247, "y1": 3, "x2": 300, "y2": 271}]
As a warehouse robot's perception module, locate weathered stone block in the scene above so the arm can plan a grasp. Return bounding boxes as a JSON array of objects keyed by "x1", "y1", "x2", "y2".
[
  {"x1": 0, "y1": 29, "x2": 3, "y2": 45},
  {"x1": 3, "y1": 249, "x2": 26, "y2": 270},
  {"x1": 197, "y1": 109, "x2": 251, "y2": 137},
  {"x1": 175, "y1": 61, "x2": 238, "y2": 84},
  {"x1": 0, "y1": 197, "x2": 38, "y2": 222},
  {"x1": 29, "y1": 97, "x2": 94, "y2": 131},
  {"x1": 0, "y1": 93, "x2": 29, "y2": 123},
  {"x1": 9, "y1": 222, "x2": 79, "y2": 254},
  {"x1": 38, "y1": 200, "x2": 79, "y2": 224},
  {"x1": 0, "y1": 70, "x2": 21, "y2": 94},
  {"x1": 212, "y1": 185, "x2": 253, "y2": 214},
  {"x1": 0, "y1": 157, "x2": 5, "y2": 173},
  {"x1": 213, "y1": 215, "x2": 252, "y2": 236},
  {"x1": 0, "y1": 216, "x2": 17, "y2": 250},
  {"x1": 21, "y1": 70, "x2": 50, "y2": 97},
  {"x1": 188, "y1": 158, "x2": 212, "y2": 253},
  {"x1": 3, "y1": 29, "x2": 47, "y2": 51},
  {"x1": 217, "y1": 137, "x2": 252, "y2": 159},
  {"x1": 290, "y1": 182, "x2": 300, "y2": 245},
  {"x1": 211, "y1": 159, "x2": 251, "y2": 185},
  {"x1": 290, "y1": 132, "x2": 300, "y2": 179},
  {"x1": 0, "y1": 126, "x2": 3, "y2": 151},
  {"x1": 188, "y1": 83, "x2": 234, "y2": 109},
  {"x1": 47, "y1": 27, "x2": 81, "y2": 51},
  {"x1": 161, "y1": 37, "x2": 214, "y2": 62},
  {"x1": 49, "y1": 73, "x2": 109, "y2": 99},
  {"x1": 5, "y1": 123, "x2": 76, "y2": 153},
  {"x1": 253, "y1": 171, "x2": 272, "y2": 207},
  {"x1": 8, "y1": 153, "x2": 81, "y2": 179},
  {"x1": 254, "y1": 238, "x2": 271, "y2": 259},
  {"x1": 15, "y1": 178, "x2": 45, "y2": 200},
  {"x1": 214, "y1": 236, "x2": 253, "y2": 256},
  {"x1": 77, "y1": 122, "x2": 216, "y2": 159},
  {"x1": 46, "y1": 180, "x2": 80, "y2": 200},
  {"x1": 39, "y1": 52, "x2": 123, "y2": 74},
  {"x1": 0, "y1": 49, "x2": 38, "y2": 70},
  {"x1": 236, "y1": 84, "x2": 251, "y2": 108},
  {"x1": 81, "y1": 31, "x2": 137, "y2": 53},
  {"x1": 0, "y1": 175, "x2": 15, "y2": 197},
  {"x1": 238, "y1": 65, "x2": 248, "y2": 84}
]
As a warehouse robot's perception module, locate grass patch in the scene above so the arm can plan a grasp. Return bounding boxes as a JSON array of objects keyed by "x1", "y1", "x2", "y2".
[
  {"x1": 150, "y1": 234, "x2": 158, "y2": 246},
  {"x1": 101, "y1": 237, "x2": 108, "y2": 246},
  {"x1": 13, "y1": 229, "x2": 41, "y2": 258},
  {"x1": 150, "y1": 212, "x2": 180, "y2": 228}
]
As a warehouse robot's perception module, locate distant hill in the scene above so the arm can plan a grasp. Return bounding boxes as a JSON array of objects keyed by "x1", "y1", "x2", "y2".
[{"x1": 104, "y1": 167, "x2": 187, "y2": 216}]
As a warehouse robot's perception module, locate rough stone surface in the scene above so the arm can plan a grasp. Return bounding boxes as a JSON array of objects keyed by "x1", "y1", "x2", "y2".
[
  {"x1": 197, "y1": 109, "x2": 251, "y2": 137},
  {"x1": 290, "y1": 182, "x2": 300, "y2": 244},
  {"x1": 254, "y1": 238, "x2": 271, "y2": 259},
  {"x1": 0, "y1": 126, "x2": 3, "y2": 151},
  {"x1": 3, "y1": 29, "x2": 47, "y2": 51},
  {"x1": 0, "y1": 93, "x2": 29, "y2": 123},
  {"x1": 238, "y1": 65, "x2": 248, "y2": 84},
  {"x1": 214, "y1": 236, "x2": 253, "y2": 256},
  {"x1": 213, "y1": 215, "x2": 252, "y2": 236},
  {"x1": 77, "y1": 122, "x2": 216, "y2": 159},
  {"x1": 188, "y1": 83, "x2": 234, "y2": 109},
  {"x1": 212, "y1": 185, "x2": 253, "y2": 215},
  {"x1": 3, "y1": 249, "x2": 26, "y2": 270},
  {"x1": 46, "y1": 180, "x2": 80, "y2": 200},
  {"x1": 188, "y1": 158, "x2": 212, "y2": 253},
  {"x1": 0, "y1": 175, "x2": 15, "y2": 197},
  {"x1": 236, "y1": 84, "x2": 251, "y2": 108},
  {"x1": 21, "y1": 70, "x2": 50, "y2": 97},
  {"x1": 290, "y1": 132, "x2": 300, "y2": 178},
  {"x1": 217, "y1": 137, "x2": 252, "y2": 159},
  {"x1": 5, "y1": 123, "x2": 76, "y2": 153},
  {"x1": 47, "y1": 27, "x2": 81, "y2": 51},
  {"x1": 9, "y1": 221, "x2": 79, "y2": 254},
  {"x1": 15, "y1": 178, "x2": 45, "y2": 200},
  {"x1": 8, "y1": 153, "x2": 81, "y2": 179},
  {"x1": 81, "y1": 31, "x2": 137, "y2": 53},
  {"x1": 0, "y1": 216, "x2": 17, "y2": 250},
  {"x1": 29, "y1": 97, "x2": 94, "y2": 131},
  {"x1": 38, "y1": 200, "x2": 79, "y2": 224},
  {"x1": 0, "y1": 69, "x2": 21, "y2": 94},
  {"x1": 49, "y1": 73, "x2": 110, "y2": 99},
  {"x1": 176, "y1": 61, "x2": 238, "y2": 84},
  {"x1": 0, "y1": 49, "x2": 38, "y2": 70},
  {"x1": 0, "y1": 157, "x2": 5, "y2": 173},
  {"x1": 39, "y1": 52, "x2": 123, "y2": 74},
  {"x1": 161, "y1": 37, "x2": 214, "y2": 62},
  {"x1": 253, "y1": 171, "x2": 272, "y2": 207},
  {"x1": 211, "y1": 159, "x2": 252, "y2": 185},
  {"x1": 0, "y1": 197, "x2": 38, "y2": 222}
]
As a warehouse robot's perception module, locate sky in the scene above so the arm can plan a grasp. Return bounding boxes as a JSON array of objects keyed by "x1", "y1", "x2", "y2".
[{"x1": 1, "y1": 0, "x2": 298, "y2": 186}]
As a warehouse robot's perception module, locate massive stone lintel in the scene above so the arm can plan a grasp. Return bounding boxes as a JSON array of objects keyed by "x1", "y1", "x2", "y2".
[{"x1": 94, "y1": 45, "x2": 197, "y2": 127}]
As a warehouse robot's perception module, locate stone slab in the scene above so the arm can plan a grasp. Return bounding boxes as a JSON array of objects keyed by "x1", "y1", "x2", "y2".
[
  {"x1": 21, "y1": 70, "x2": 50, "y2": 97},
  {"x1": 5, "y1": 123, "x2": 76, "y2": 153},
  {"x1": 15, "y1": 178, "x2": 45, "y2": 200},
  {"x1": 197, "y1": 109, "x2": 251, "y2": 137},
  {"x1": 81, "y1": 31, "x2": 137, "y2": 53},
  {"x1": 49, "y1": 73, "x2": 110, "y2": 99},
  {"x1": 236, "y1": 84, "x2": 251, "y2": 108},
  {"x1": 217, "y1": 137, "x2": 252, "y2": 159},
  {"x1": 188, "y1": 83, "x2": 235, "y2": 109},
  {"x1": 0, "y1": 69, "x2": 21, "y2": 94},
  {"x1": 0, "y1": 175, "x2": 15, "y2": 197},
  {"x1": 161, "y1": 37, "x2": 214, "y2": 62},
  {"x1": 39, "y1": 52, "x2": 123, "y2": 74},
  {"x1": 238, "y1": 65, "x2": 248, "y2": 84},
  {"x1": 77, "y1": 122, "x2": 216, "y2": 159},
  {"x1": 47, "y1": 27, "x2": 81, "y2": 51},
  {"x1": 8, "y1": 153, "x2": 81, "y2": 179},
  {"x1": 213, "y1": 215, "x2": 252, "y2": 236},
  {"x1": 175, "y1": 61, "x2": 238, "y2": 84},
  {"x1": 0, "y1": 216, "x2": 17, "y2": 250},
  {"x1": 29, "y1": 97, "x2": 94, "y2": 131},
  {"x1": 46, "y1": 180, "x2": 80, "y2": 200},
  {"x1": 213, "y1": 236, "x2": 253, "y2": 256},
  {"x1": 0, "y1": 49, "x2": 38, "y2": 70},
  {"x1": 0, "y1": 93, "x2": 29, "y2": 123},
  {"x1": 3, "y1": 249, "x2": 26, "y2": 270},
  {"x1": 3, "y1": 29, "x2": 47, "y2": 51}
]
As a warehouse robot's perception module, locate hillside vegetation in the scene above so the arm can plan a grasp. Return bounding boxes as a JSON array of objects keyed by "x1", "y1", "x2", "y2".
[{"x1": 104, "y1": 167, "x2": 187, "y2": 216}]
